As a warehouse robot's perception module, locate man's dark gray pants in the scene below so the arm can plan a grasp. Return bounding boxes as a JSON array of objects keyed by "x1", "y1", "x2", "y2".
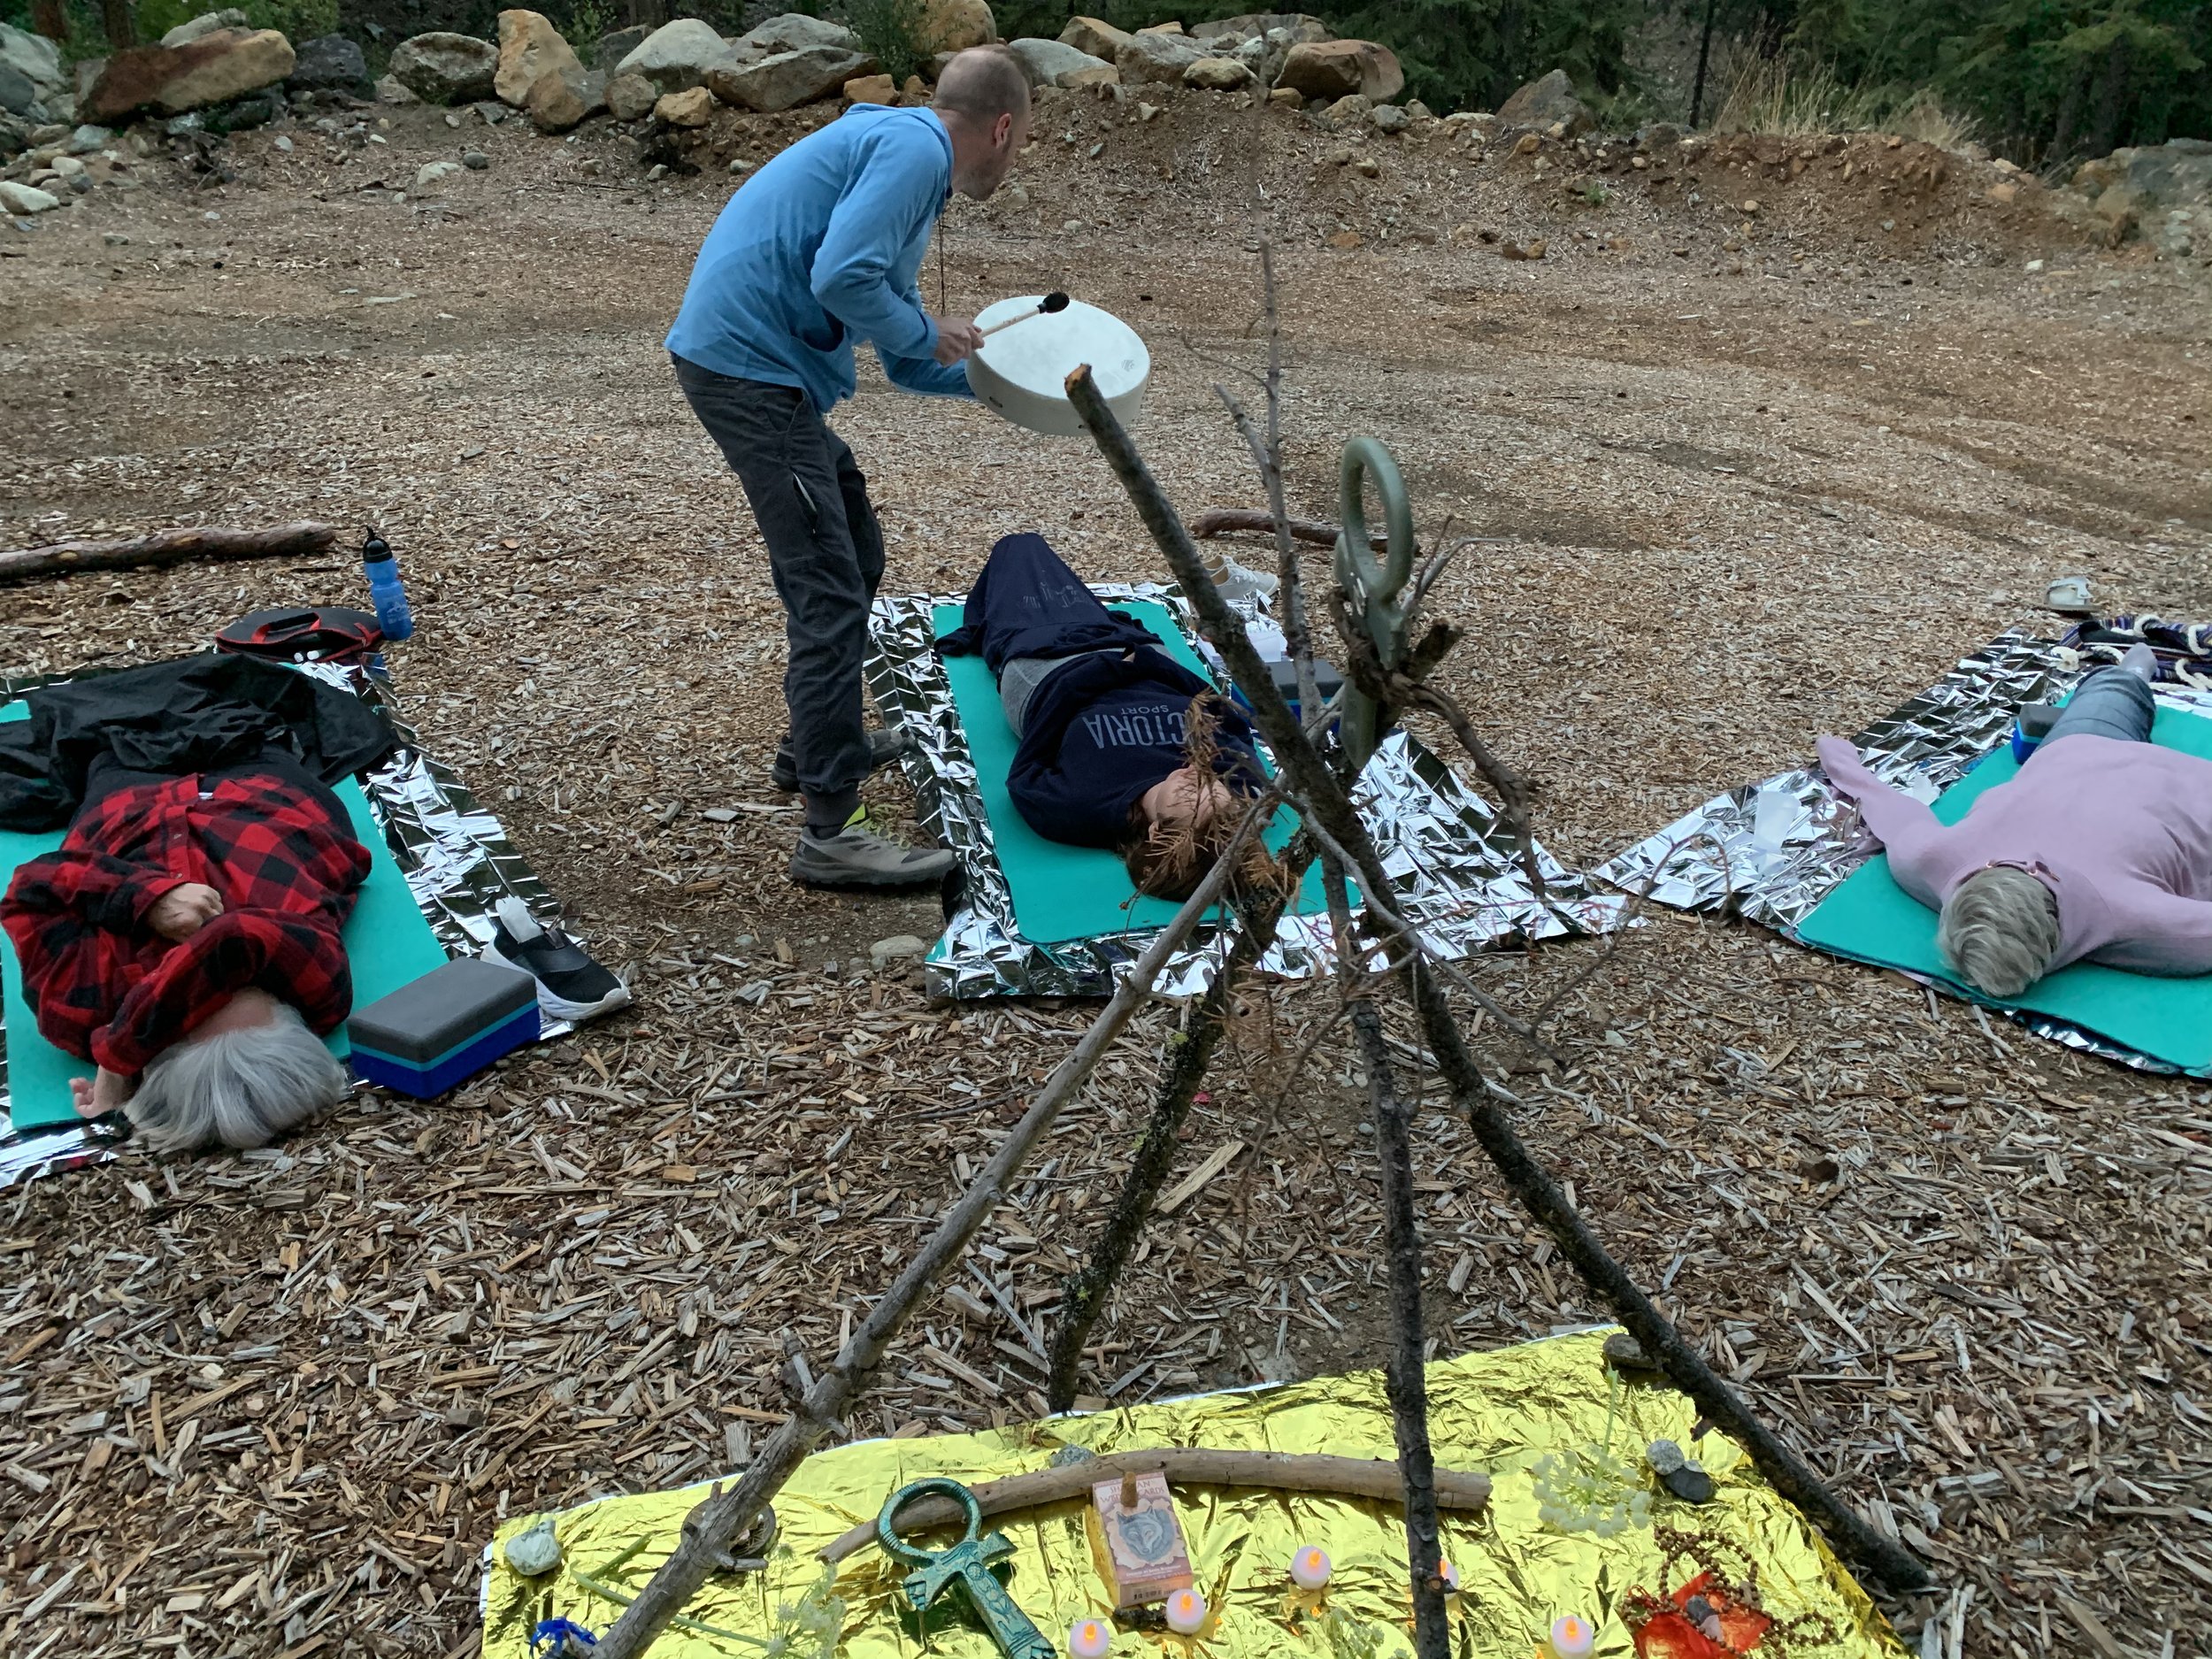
[{"x1": 673, "y1": 355, "x2": 882, "y2": 833}]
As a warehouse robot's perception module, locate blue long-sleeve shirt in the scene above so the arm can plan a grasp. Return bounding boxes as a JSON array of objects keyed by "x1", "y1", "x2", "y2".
[{"x1": 664, "y1": 103, "x2": 973, "y2": 411}]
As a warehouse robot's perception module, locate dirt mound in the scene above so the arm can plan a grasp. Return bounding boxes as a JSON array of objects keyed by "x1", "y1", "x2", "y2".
[{"x1": 654, "y1": 85, "x2": 2095, "y2": 272}]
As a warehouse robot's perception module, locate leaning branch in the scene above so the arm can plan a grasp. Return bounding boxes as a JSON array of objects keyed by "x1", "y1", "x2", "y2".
[
  {"x1": 818, "y1": 1448, "x2": 1493, "y2": 1564},
  {"x1": 1061, "y1": 361, "x2": 1931, "y2": 1595},
  {"x1": 589, "y1": 804, "x2": 1280, "y2": 1659},
  {"x1": 0, "y1": 521, "x2": 338, "y2": 583}
]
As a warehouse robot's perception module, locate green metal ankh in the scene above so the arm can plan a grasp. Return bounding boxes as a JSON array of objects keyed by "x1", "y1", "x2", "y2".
[{"x1": 877, "y1": 1478, "x2": 1057, "y2": 1659}]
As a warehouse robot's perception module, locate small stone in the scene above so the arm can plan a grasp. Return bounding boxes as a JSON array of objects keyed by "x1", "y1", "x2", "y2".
[
  {"x1": 1404, "y1": 97, "x2": 1432, "y2": 120},
  {"x1": 869, "y1": 934, "x2": 927, "y2": 967},
  {"x1": 102, "y1": 230, "x2": 129, "y2": 244},
  {"x1": 2024, "y1": 257, "x2": 2043, "y2": 272},
  {"x1": 373, "y1": 73, "x2": 419, "y2": 105},
  {"x1": 462, "y1": 148, "x2": 488, "y2": 169},
  {"x1": 842, "y1": 72, "x2": 895, "y2": 104},
  {"x1": 1602, "y1": 1332, "x2": 1661, "y2": 1373},
  {"x1": 1513, "y1": 130, "x2": 1539, "y2": 155},
  {"x1": 503, "y1": 1517, "x2": 563, "y2": 1576},
  {"x1": 1062, "y1": 217, "x2": 1086, "y2": 231},
  {"x1": 1136, "y1": 101, "x2": 1159, "y2": 122},
  {"x1": 48, "y1": 152, "x2": 81, "y2": 177},
  {"x1": 645, "y1": 162, "x2": 666, "y2": 180},
  {"x1": 1181, "y1": 56, "x2": 1248, "y2": 91},
  {"x1": 414, "y1": 158, "x2": 463, "y2": 189},
  {"x1": 0, "y1": 179, "x2": 58, "y2": 213},
  {"x1": 1646, "y1": 1438, "x2": 1686, "y2": 1474},
  {"x1": 273, "y1": 132, "x2": 292, "y2": 150},
  {"x1": 605, "y1": 71, "x2": 657, "y2": 121},
  {"x1": 1352, "y1": 154, "x2": 1378, "y2": 177},
  {"x1": 653, "y1": 85, "x2": 715, "y2": 127},
  {"x1": 1368, "y1": 101, "x2": 1408, "y2": 134},
  {"x1": 1267, "y1": 85, "x2": 1300, "y2": 109},
  {"x1": 728, "y1": 156, "x2": 752, "y2": 173},
  {"x1": 66, "y1": 123, "x2": 112, "y2": 153},
  {"x1": 1321, "y1": 92, "x2": 1369, "y2": 125},
  {"x1": 1740, "y1": 197, "x2": 1758, "y2": 213},
  {"x1": 1326, "y1": 227, "x2": 1361, "y2": 248},
  {"x1": 1659, "y1": 1462, "x2": 1717, "y2": 1504}
]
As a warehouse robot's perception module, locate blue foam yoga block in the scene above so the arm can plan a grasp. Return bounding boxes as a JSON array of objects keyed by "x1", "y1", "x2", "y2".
[{"x1": 347, "y1": 957, "x2": 539, "y2": 1098}]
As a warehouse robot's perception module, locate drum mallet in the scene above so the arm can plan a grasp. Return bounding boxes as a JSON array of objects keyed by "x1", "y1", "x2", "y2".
[{"x1": 978, "y1": 291, "x2": 1070, "y2": 339}]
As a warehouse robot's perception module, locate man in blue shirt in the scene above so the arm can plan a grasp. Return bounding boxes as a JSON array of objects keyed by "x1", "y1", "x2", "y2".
[{"x1": 669, "y1": 47, "x2": 1031, "y2": 887}]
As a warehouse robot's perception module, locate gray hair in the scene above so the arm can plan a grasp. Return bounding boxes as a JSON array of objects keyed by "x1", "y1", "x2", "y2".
[
  {"x1": 127, "y1": 1002, "x2": 350, "y2": 1154},
  {"x1": 1937, "y1": 866, "x2": 2061, "y2": 999}
]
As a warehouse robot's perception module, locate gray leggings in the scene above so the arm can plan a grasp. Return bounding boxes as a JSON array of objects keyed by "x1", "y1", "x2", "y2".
[{"x1": 2046, "y1": 665, "x2": 2154, "y2": 748}]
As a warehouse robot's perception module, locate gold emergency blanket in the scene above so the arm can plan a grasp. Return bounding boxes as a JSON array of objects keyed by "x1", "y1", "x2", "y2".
[{"x1": 481, "y1": 1331, "x2": 1904, "y2": 1658}]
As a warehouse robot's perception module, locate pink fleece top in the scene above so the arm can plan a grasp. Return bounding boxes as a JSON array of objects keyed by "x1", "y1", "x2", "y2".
[{"x1": 1816, "y1": 733, "x2": 2212, "y2": 977}]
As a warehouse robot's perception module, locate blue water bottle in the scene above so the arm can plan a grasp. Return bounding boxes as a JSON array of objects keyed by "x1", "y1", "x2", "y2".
[{"x1": 362, "y1": 529, "x2": 414, "y2": 642}]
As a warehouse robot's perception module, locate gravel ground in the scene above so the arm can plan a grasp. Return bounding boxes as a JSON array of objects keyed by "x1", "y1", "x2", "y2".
[{"x1": 1, "y1": 88, "x2": 2209, "y2": 1659}]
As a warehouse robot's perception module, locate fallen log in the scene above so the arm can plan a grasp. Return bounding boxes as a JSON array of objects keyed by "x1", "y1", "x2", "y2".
[
  {"x1": 818, "y1": 1448, "x2": 1492, "y2": 1564},
  {"x1": 0, "y1": 522, "x2": 339, "y2": 584}
]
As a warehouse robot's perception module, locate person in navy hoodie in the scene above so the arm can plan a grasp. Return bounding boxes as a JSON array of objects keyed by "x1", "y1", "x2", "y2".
[
  {"x1": 667, "y1": 47, "x2": 1031, "y2": 890},
  {"x1": 940, "y1": 534, "x2": 1275, "y2": 900}
]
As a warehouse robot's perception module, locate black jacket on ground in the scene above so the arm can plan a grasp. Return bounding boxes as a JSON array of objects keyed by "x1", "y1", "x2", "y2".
[
  {"x1": 0, "y1": 656, "x2": 398, "y2": 833},
  {"x1": 939, "y1": 533, "x2": 1262, "y2": 849}
]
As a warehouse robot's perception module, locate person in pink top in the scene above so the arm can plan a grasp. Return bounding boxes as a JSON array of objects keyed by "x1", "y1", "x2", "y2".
[{"x1": 1816, "y1": 645, "x2": 2212, "y2": 997}]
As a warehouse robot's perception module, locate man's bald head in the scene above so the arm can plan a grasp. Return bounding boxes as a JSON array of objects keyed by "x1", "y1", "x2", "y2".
[
  {"x1": 933, "y1": 45, "x2": 1031, "y2": 126},
  {"x1": 933, "y1": 46, "x2": 1031, "y2": 198}
]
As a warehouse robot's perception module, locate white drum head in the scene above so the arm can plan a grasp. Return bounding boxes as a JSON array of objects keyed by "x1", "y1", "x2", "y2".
[{"x1": 964, "y1": 296, "x2": 1149, "y2": 437}]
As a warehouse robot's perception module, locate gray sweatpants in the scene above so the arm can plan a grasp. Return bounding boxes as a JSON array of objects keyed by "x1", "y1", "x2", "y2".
[{"x1": 673, "y1": 355, "x2": 884, "y2": 831}]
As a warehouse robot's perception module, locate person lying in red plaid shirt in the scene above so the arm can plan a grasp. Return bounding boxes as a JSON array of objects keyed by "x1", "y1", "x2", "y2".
[{"x1": 2, "y1": 749, "x2": 369, "y2": 1152}]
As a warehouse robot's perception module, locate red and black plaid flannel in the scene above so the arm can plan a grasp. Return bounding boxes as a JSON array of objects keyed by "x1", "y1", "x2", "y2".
[{"x1": 1, "y1": 771, "x2": 369, "y2": 1075}]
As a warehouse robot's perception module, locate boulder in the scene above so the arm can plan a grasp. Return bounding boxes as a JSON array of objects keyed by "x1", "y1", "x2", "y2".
[
  {"x1": 605, "y1": 70, "x2": 656, "y2": 119},
  {"x1": 1063, "y1": 63, "x2": 1118, "y2": 88},
  {"x1": 735, "y1": 12, "x2": 860, "y2": 57},
  {"x1": 1057, "y1": 16, "x2": 1127, "y2": 58},
  {"x1": 83, "y1": 28, "x2": 295, "y2": 121},
  {"x1": 1115, "y1": 28, "x2": 1206, "y2": 85},
  {"x1": 1006, "y1": 36, "x2": 1109, "y2": 88},
  {"x1": 374, "y1": 73, "x2": 419, "y2": 104},
  {"x1": 918, "y1": 0, "x2": 994, "y2": 55},
  {"x1": 0, "y1": 58, "x2": 42, "y2": 119},
  {"x1": 1, "y1": 178, "x2": 60, "y2": 212},
  {"x1": 1136, "y1": 20, "x2": 1184, "y2": 33},
  {"x1": 1320, "y1": 92, "x2": 1367, "y2": 124},
  {"x1": 594, "y1": 24, "x2": 648, "y2": 67},
  {"x1": 495, "y1": 10, "x2": 583, "y2": 107},
  {"x1": 1495, "y1": 67, "x2": 1590, "y2": 135},
  {"x1": 0, "y1": 21, "x2": 63, "y2": 97},
  {"x1": 1190, "y1": 12, "x2": 1328, "y2": 45},
  {"x1": 709, "y1": 45, "x2": 872, "y2": 112},
  {"x1": 842, "y1": 71, "x2": 895, "y2": 103},
  {"x1": 286, "y1": 34, "x2": 369, "y2": 93},
  {"x1": 158, "y1": 8, "x2": 247, "y2": 48},
  {"x1": 1277, "y1": 38, "x2": 1400, "y2": 101},
  {"x1": 388, "y1": 32, "x2": 499, "y2": 104},
  {"x1": 1231, "y1": 27, "x2": 1291, "y2": 87},
  {"x1": 526, "y1": 65, "x2": 589, "y2": 129},
  {"x1": 615, "y1": 19, "x2": 735, "y2": 94},
  {"x1": 1182, "y1": 55, "x2": 1248, "y2": 90},
  {"x1": 654, "y1": 84, "x2": 715, "y2": 125}
]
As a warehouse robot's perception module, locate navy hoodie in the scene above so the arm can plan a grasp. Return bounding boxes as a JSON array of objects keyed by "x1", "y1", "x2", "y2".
[{"x1": 940, "y1": 534, "x2": 1263, "y2": 848}]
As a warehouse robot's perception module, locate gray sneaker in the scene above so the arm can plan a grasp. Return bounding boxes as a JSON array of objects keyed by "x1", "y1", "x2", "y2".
[
  {"x1": 789, "y1": 809, "x2": 955, "y2": 889},
  {"x1": 771, "y1": 729, "x2": 913, "y2": 794}
]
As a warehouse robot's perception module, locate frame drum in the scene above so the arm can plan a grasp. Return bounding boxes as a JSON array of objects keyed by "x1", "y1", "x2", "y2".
[{"x1": 964, "y1": 296, "x2": 1149, "y2": 436}]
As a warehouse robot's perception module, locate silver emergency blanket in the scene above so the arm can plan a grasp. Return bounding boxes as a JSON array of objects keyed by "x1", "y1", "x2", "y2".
[
  {"x1": 0, "y1": 657, "x2": 571, "y2": 1188},
  {"x1": 1592, "y1": 626, "x2": 2208, "y2": 1076},
  {"x1": 865, "y1": 586, "x2": 1624, "y2": 1000}
]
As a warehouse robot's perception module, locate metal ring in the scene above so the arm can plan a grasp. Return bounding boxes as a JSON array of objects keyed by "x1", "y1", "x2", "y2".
[
  {"x1": 1334, "y1": 436, "x2": 1416, "y2": 606},
  {"x1": 876, "y1": 1478, "x2": 983, "y2": 1569}
]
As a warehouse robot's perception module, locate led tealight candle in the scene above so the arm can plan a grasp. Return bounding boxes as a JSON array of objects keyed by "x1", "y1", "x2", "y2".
[
  {"x1": 1436, "y1": 1560, "x2": 1461, "y2": 1594},
  {"x1": 1069, "y1": 1617, "x2": 1113, "y2": 1659},
  {"x1": 1290, "y1": 1547, "x2": 1333, "y2": 1593},
  {"x1": 1549, "y1": 1615, "x2": 1596, "y2": 1659},
  {"x1": 1164, "y1": 1589, "x2": 1208, "y2": 1636}
]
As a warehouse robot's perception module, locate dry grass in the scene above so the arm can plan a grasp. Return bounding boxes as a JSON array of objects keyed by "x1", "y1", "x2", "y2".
[{"x1": 1712, "y1": 51, "x2": 1981, "y2": 152}]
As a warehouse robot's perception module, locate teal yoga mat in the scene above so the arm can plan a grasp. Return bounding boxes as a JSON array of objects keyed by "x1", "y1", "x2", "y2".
[
  {"x1": 932, "y1": 601, "x2": 1332, "y2": 945},
  {"x1": 1794, "y1": 703, "x2": 2212, "y2": 1071},
  {"x1": 0, "y1": 701, "x2": 450, "y2": 1133}
]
